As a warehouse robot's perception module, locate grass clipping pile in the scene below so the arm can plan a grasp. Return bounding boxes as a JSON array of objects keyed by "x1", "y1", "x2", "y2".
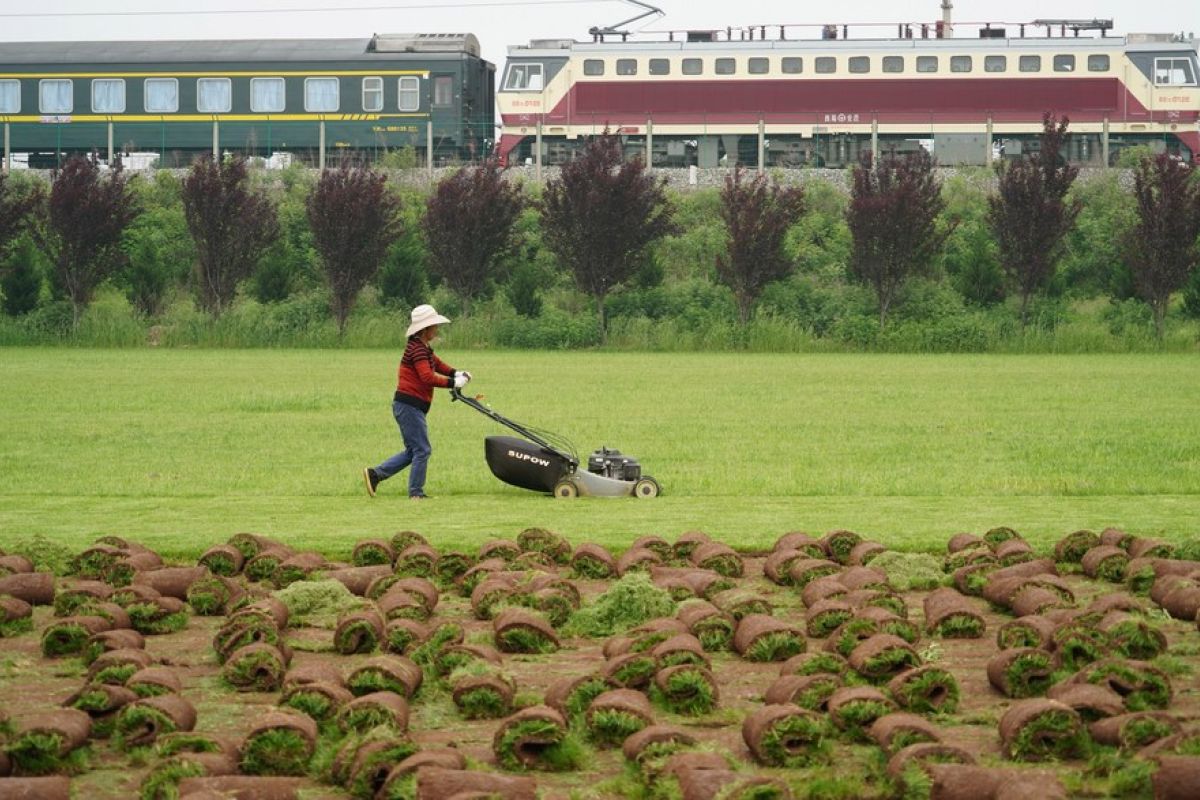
[{"x1": 0, "y1": 526, "x2": 1198, "y2": 799}]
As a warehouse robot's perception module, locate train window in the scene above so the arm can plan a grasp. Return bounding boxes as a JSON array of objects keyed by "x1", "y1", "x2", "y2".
[
  {"x1": 251, "y1": 78, "x2": 286, "y2": 113},
  {"x1": 715, "y1": 58, "x2": 736, "y2": 75},
  {"x1": 39, "y1": 79, "x2": 73, "y2": 114},
  {"x1": 985, "y1": 55, "x2": 1007, "y2": 72},
  {"x1": 583, "y1": 59, "x2": 605, "y2": 76},
  {"x1": 505, "y1": 63, "x2": 543, "y2": 90},
  {"x1": 197, "y1": 78, "x2": 231, "y2": 113},
  {"x1": 1154, "y1": 58, "x2": 1196, "y2": 86},
  {"x1": 433, "y1": 76, "x2": 453, "y2": 106},
  {"x1": 0, "y1": 80, "x2": 18, "y2": 114},
  {"x1": 882, "y1": 56, "x2": 903, "y2": 73},
  {"x1": 749, "y1": 57, "x2": 769, "y2": 74},
  {"x1": 144, "y1": 78, "x2": 178, "y2": 113},
  {"x1": 848, "y1": 56, "x2": 869, "y2": 73},
  {"x1": 650, "y1": 58, "x2": 670, "y2": 75},
  {"x1": 1053, "y1": 55, "x2": 1076, "y2": 72},
  {"x1": 950, "y1": 56, "x2": 972, "y2": 73},
  {"x1": 617, "y1": 59, "x2": 638, "y2": 76},
  {"x1": 781, "y1": 57, "x2": 802, "y2": 74},
  {"x1": 815, "y1": 57, "x2": 835, "y2": 74},
  {"x1": 1019, "y1": 55, "x2": 1041, "y2": 72},
  {"x1": 306, "y1": 77, "x2": 340, "y2": 112},
  {"x1": 916, "y1": 56, "x2": 938, "y2": 73},
  {"x1": 91, "y1": 79, "x2": 125, "y2": 113},
  {"x1": 682, "y1": 58, "x2": 703, "y2": 75},
  {"x1": 362, "y1": 77, "x2": 383, "y2": 112},
  {"x1": 398, "y1": 76, "x2": 420, "y2": 111},
  {"x1": 1087, "y1": 55, "x2": 1110, "y2": 72}
]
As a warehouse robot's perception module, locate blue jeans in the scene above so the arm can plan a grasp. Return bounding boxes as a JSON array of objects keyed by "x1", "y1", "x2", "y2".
[{"x1": 375, "y1": 401, "x2": 432, "y2": 497}]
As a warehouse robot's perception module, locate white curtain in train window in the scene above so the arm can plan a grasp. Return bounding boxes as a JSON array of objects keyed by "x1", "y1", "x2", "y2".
[
  {"x1": 305, "y1": 77, "x2": 339, "y2": 112},
  {"x1": 144, "y1": 79, "x2": 178, "y2": 113},
  {"x1": 197, "y1": 78, "x2": 231, "y2": 113},
  {"x1": 92, "y1": 79, "x2": 125, "y2": 113},
  {"x1": 250, "y1": 78, "x2": 285, "y2": 113},
  {"x1": 0, "y1": 80, "x2": 19, "y2": 114},
  {"x1": 398, "y1": 77, "x2": 419, "y2": 111},
  {"x1": 362, "y1": 77, "x2": 383, "y2": 112},
  {"x1": 39, "y1": 79, "x2": 73, "y2": 114}
]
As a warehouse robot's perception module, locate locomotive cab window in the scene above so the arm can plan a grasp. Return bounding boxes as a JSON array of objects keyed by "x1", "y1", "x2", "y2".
[
  {"x1": 1155, "y1": 58, "x2": 1196, "y2": 86},
  {"x1": 583, "y1": 59, "x2": 605, "y2": 76},
  {"x1": 916, "y1": 56, "x2": 938, "y2": 73},
  {"x1": 882, "y1": 56, "x2": 903, "y2": 73},
  {"x1": 985, "y1": 55, "x2": 1007, "y2": 72},
  {"x1": 616, "y1": 59, "x2": 638, "y2": 76},
  {"x1": 91, "y1": 79, "x2": 125, "y2": 113},
  {"x1": 39, "y1": 79, "x2": 73, "y2": 114},
  {"x1": 1087, "y1": 55, "x2": 1110, "y2": 72},
  {"x1": 1019, "y1": 55, "x2": 1041, "y2": 72},
  {"x1": 649, "y1": 58, "x2": 670, "y2": 75},
  {"x1": 815, "y1": 57, "x2": 835, "y2": 74},
  {"x1": 362, "y1": 76, "x2": 383, "y2": 112},
  {"x1": 144, "y1": 78, "x2": 178, "y2": 113},
  {"x1": 781, "y1": 57, "x2": 802, "y2": 74},
  {"x1": 0, "y1": 80, "x2": 20, "y2": 114},
  {"x1": 950, "y1": 56, "x2": 972, "y2": 73},
  {"x1": 848, "y1": 56, "x2": 869, "y2": 74},
  {"x1": 505, "y1": 63, "x2": 543, "y2": 90},
  {"x1": 398, "y1": 76, "x2": 420, "y2": 111},
  {"x1": 250, "y1": 77, "x2": 285, "y2": 113},
  {"x1": 1053, "y1": 55, "x2": 1076, "y2": 72},
  {"x1": 197, "y1": 78, "x2": 231, "y2": 113},
  {"x1": 748, "y1": 57, "x2": 769, "y2": 74},
  {"x1": 715, "y1": 58, "x2": 736, "y2": 75}
]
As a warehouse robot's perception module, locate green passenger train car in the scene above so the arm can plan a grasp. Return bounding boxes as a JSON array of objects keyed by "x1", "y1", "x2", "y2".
[{"x1": 0, "y1": 33, "x2": 495, "y2": 167}]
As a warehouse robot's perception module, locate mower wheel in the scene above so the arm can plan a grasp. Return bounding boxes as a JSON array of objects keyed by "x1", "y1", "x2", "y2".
[
  {"x1": 553, "y1": 480, "x2": 579, "y2": 499},
  {"x1": 633, "y1": 477, "x2": 661, "y2": 499}
]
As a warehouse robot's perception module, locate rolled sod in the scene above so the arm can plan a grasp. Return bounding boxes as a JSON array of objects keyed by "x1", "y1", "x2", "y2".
[
  {"x1": 271, "y1": 552, "x2": 328, "y2": 589},
  {"x1": 197, "y1": 544, "x2": 245, "y2": 577},
  {"x1": 1070, "y1": 659, "x2": 1172, "y2": 711},
  {"x1": 1150, "y1": 573, "x2": 1199, "y2": 606},
  {"x1": 434, "y1": 643, "x2": 502, "y2": 677},
  {"x1": 227, "y1": 533, "x2": 290, "y2": 560},
  {"x1": 1097, "y1": 611, "x2": 1167, "y2": 660},
  {"x1": 479, "y1": 539, "x2": 522, "y2": 562},
  {"x1": 601, "y1": 652, "x2": 658, "y2": 690},
  {"x1": 779, "y1": 651, "x2": 850, "y2": 678},
  {"x1": 222, "y1": 643, "x2": 290, "y2": 693},
  {"x1": 888, "y1": 666, "x2": 961, "y2": 715},
  {"x1": 132, "y1": 567, "x2": 209, "y2": 601},
  {"x1": 414, "y1": 767, "x2": 536, "y2": 800},
  {"x1": 821, "y1": 529, "x2": 863, "y2": 565},
  {"x1": 1081, "y1": 545, "x2": 1130, "y2": 582},
  {"x1": 617, "y1": 547, "x2": 662, "y2": 576},
  {"x1": 115, "y1": 694, "x2": 197, "y2": 748},
  {"x1": 185, "y1": 575, "x2": 243, "y2": 617},
  {"x1": 386, "y1": 577, "x2": 439, "y2": 615},
  {"x1": 545, "y1": 674, "x2": 613, "y2": 719},
  {"x1": 1128, "y1": 537, "x2": 1175, "y2": 559},
  {"x1": 493, "y1": 608, "x2": 559, "y2": 654},
  {"x1": 774, "y1": 531, "x2": 825, "y2": 556},
  {"x1": 786, "y1": 558, "x2": 840, "y2": 589},
  {"x1": 109, "y1": 584, "x2": 161, "y2": 608},
  {"x1": 1009, "y1": 586, "x2": 1071, "y2": 618},
  {"x1": 624, "y1": 619, "x2": 690, "y2": 654},
  {"x1": 140, "y1": 751, "x2": 238, "y2": 800},
  {"x1": 804, "y1": 599, "x2": 854, "y2": 638},
  {"x1": 923, "y1": 588, "x2": 986, "y2": 639},
  {"x1": 763, "y1": 674, "x2": 842, "y2": 712},
  {"x1": 841, "y1": 588, "x2": 907, "y2": 618},
  {"x1": 1055, "y1": 529, "x2": 1101, "y2": 563},
  {"x1": 333, "y1": 609, "x2": 385, "y2": 655},
  {"x1": 947, "y1": 532, "x2": 984, "y2": 553},
  {"x1": 884, "y1": 742, "x2": 975, "y2": 781},
  {"x1": 451, "y1": 669, "x2": 516, "y2": 719},
  {"x1": 586, "y1": 689, "x2": 654, "y2": 747},
  {"x1": 998, "y1": 699, "x2": 1085, "y2": 761},
  {"x1": 434, "y1": 550, "x2": 473, "y2": 585},
  {"x1": 239, "y1": 711, "x2": 318, "y2": 777},
  {"x1": 378, "y1": 590, "x2": 429, "y2": 623},
  {"x1": 65, "y1": 682, "x2": 138, "y2": 717},
  {"x1": 827, "y1": 686, "x2": 896, "y2": 741},
  {"x1": 827, "y1": 615, "x2": 882, "y2": 659},
  {"x1": 733, "y1": 614, "x2": 805, "y2": 662},
  {"x1": 800, "y1": 577, "x2": 848, "y2": 608},
  {"x1": 622, "y1": 724, "x2": 698, "y2": 765},
  {"x1": 925, "y1": 765, "x2": 1063, "y2": 800},
  {"x1": 42, "y1": 615, "x2": 112, "y2": 657},
  {"x1": 689, "y1": 542, "x2": 743, "y2": 578},
  {"x1": 492, "y1": 706, "x2": 574, "y2": 771},
  {"x1": 340, "y1": 737, "x2": 422, "y2": 800},
  {"x1": 280, "y1": 681, "x2": 353, "y2": 722},
  {"x1": 347, "y1": 655, "x2": 423, "y2": 698},
  {"x1": 741, "y1": 703, "x2": 829, "y2": 767},
  {"x1": 245, "y1": 549, "x2": 293, "y2": 583},
  {"x1": 0, "y1": 777, "x2": 71, "y2": 799},
  {"x1": 849, "y1": 540, "x2": 887, "y2": 566},
  {"x1": 652, "y1": 665, "x2": 719, "y2": 716},
  {"x1": 1089, "y1": 712, "x2": 1181, "y2": 749},
  {"x1": 952, "y1": 562, "x2": 997, "y2": 596},
  {"x1": 675, "y1": 601, "x2": 733, "y2": 652},
  {"x1": 994, "y1": 538, "x2": 1036, "y2": 566},
  {"x1": 0, "y1": 596, "x2": 32, "y2": 637},
  {"x1": 52, "y1": 581, "x2": 112, "y2": 616},
  {"x1": 177, "y1": 776, "x2": 304, "y2": 799},
  {"x1": 281, "y1": 661, "x2": 344, "y2": 693},
  {"x1": 470, "y1": 577, "x2": 518, "y2": 621},
  {"x1": 986, "y1": 647, "x2": 1058, "y2": 699},
  {"x1": 6, "y1": 710, "x2": 91, "y2": 775},
  {"x1": 390, "y1": 529, "x2": 430, "y2": 553},
  {"x1": 570, "y1": 544, "x2": 617, "y2": 579},
  {"x1": 126, "y1": 667, "x2": 184, "y2": 698},
  {"x1": 711, "y1": 589, "x2": 772, "y2": 621},
  {"x1": 856, "y1": 606, "x2": 921, "y2": 644},
  {"x1": 675, "y1": 769, "x2": 790, "y2": 800},
  {"x1": 127, "y1": 596, "x2": 190, "y2": 636},
  {"x1": 351, "y1": 538, "x2": 396, "y2": 567},
  {"x1": 384, "y1": 619, "x2": 429, "y2": 656},
  {"x1": 323, "y1": 565, "x2": 392, "y2": 597},
  {"x1": 87, "y1": 647, "x2": 154, "y2": 685},
  {"x1": 0, "y1": 572, "x2": 55, "y2": 606},
  {"x1": 763, "y1": 549, "x2": 807, "y2": 586},
  {"x1": 518, "y1": 526, "x2": 571, "y2": 563},
  {"x1": 337, "y1": 691, "x2": 410, "y2": 734},
  {"x1": 1043, "y1": 682, "x2": 1124, "y2": 724},
  {"x1": 997, "y1": 615, "x2": 1056, "y2": 651},
  {"x1": 1050, "y1": 622, "x2": 1108, "y2": 671},
  {"x1": 1160, "y1": 583, "x2": 1200, "y2": 622},
  {"x1": 651, "y1": 633, "x2": 709, "y2": 669},
  {"x1": 72, "y1": 601, "x2": 131, "y2": 631},
  {"x1": 531, "y1": 586, "x2": 577, "y2": 628},
  {"x1": 1151, "y1": 756, "x2": 1200, "y2": 800},
  {"x1": 213, "y1": 618, "x2": 283, "y2": 664},
  {"x1": 394, "y1": 544, "x2": 440, "y2": 579},
  {"x1": 847, "y1": 634, "x2": 921, "y2": 682},
  {"x1": 945, "y1": 545, "x2": 997, "y2": 576},
  {"x1": 869, "y1": 712, "x2": 943, "y2": 753}
]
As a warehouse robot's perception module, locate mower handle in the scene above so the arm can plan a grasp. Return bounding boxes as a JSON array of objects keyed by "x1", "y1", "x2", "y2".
[{"x1": 450, "y1": 386, "x2": 578, "y2": 467}]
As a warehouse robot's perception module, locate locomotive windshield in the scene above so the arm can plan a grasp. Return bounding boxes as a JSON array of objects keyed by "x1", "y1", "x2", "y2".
[{"x1": 1155, "y1": 57, "x2": 1197, "y2": 86}]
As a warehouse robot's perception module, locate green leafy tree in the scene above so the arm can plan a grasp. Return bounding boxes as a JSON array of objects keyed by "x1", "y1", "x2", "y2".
[
  {"x1": 0, "y1": 171, "x2": 40, "y2": 261},
  {"x1": 121, "y1": 205, "x2": 192, "y2": 317},
  {"x1": 940, "y1": 175, "x2": 1004, "y2": 306},
  {"x1": 378, "y1": 232, "x2": 429, "y2": 309},
  {"x1": 1, "y1": 237, "x2": 43, "y2": 316}
]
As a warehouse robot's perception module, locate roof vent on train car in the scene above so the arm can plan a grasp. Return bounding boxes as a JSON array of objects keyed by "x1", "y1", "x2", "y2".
[
  {"x1": 979, "y1": 26, "x2": 1006, "y2": 38},
  {"x1": 686, "y1": 31, "x2": 716, "y2": 42},
  {"x1": 528, "y1": 39, "x2": 576, "y2": 49},
  {"x1": 369, "y1": 33, "x2": 481, "y2": 57},
  {"x1": 1127, "y1": 33, "x2": 1176, "y2": 43}
]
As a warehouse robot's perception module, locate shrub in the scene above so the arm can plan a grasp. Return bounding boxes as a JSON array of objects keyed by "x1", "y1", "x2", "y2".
[{"x1": 1, "y1": 237, "x2": 43, "y2": 316}]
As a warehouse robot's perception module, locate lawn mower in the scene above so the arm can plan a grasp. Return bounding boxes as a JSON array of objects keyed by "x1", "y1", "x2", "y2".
[{"x1": 451, "y1": 387, "x2": 661, "y2": 499}]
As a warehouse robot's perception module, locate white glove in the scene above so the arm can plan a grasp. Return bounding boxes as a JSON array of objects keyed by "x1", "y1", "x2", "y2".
[{"x1": 452, "y1": 373, "x2": 469, "y2": 389}]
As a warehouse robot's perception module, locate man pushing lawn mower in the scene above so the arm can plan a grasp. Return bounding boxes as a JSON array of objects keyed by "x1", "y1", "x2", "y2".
[{"x1": 363, "y1": 304, "x2": 471, "y2": 500}]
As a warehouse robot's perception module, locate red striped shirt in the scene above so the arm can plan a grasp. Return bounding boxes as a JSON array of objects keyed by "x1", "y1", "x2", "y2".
[{"x1": 395, "y1": 336, "x2": 454, "y2": 412}]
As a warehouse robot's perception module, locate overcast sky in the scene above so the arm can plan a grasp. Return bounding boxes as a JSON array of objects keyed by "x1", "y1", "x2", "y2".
[{"x1": 1, "y1": 0, "x2": 1196, "y2": 69}]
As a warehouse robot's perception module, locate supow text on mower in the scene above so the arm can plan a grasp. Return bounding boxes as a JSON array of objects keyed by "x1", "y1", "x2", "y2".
[{"x1": 508, "y1": 449, "x2": 552, "y2": 468}]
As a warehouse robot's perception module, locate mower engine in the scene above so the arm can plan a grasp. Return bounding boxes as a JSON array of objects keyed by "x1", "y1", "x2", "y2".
[{"x1": 588, "y1": 448, "x2": 642, "y2": 482}]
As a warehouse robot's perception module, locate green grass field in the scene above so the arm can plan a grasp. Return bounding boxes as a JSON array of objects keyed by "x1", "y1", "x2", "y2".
[{"x1": 1, "y1": 348, "x2": 1198, "y2": 560}]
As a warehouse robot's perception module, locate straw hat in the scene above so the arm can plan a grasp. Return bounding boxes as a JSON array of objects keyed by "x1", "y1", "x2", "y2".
[{"x1": 406, "y1": 304, "x2": 451, "y2": 337}]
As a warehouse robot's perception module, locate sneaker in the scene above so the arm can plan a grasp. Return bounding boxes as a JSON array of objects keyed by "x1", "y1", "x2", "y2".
[
  {"x1": 409, "y1": 494, "x2": 429, "y2": 501},
  {"x1": 363, "y1": 467, "x2": 380, "y2": 497}
]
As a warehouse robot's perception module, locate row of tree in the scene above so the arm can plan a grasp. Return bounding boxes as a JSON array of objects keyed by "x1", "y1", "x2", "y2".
[{"x1": 1, "y1": 114, "x2": 1198, "y2": 341}]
